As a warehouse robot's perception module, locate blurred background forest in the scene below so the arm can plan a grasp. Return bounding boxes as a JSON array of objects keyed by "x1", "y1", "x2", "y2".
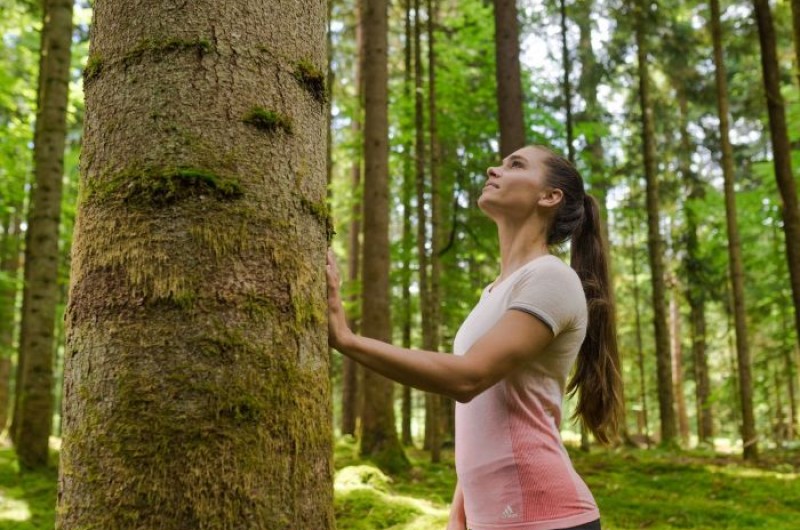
[{"x1": 1, "y1": 0, "x2": 799, "y2": 528}]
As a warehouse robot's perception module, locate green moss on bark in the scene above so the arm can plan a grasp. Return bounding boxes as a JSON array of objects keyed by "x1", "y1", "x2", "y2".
[
  {"x1": 293, "y1": 60, "x2": 327, "y2": 103},
  {"x1": 300, "y1": 197, "x2": 334, "y2": 243},
  {"x1": 243, "y1": 107, "x2": 293, "y2": 135},
  {"x1": 84, "y1": 54, "x2": 103, "y2": 82},
  {"x1": 84, "y1": 166, "x2": 243, "y2": 206},
  {"x1": 126, "y1": 37, "x2": 213, "y2": 63}
]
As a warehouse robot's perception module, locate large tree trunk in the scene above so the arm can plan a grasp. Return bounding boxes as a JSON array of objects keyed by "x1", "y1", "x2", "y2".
[
  {"x1": 493, "y1": 0, "x2": 525, "y2": 156},
  {"x1": 58, "y1": 1, "x2": 334, "y2": 527},
  {"x1": 15, "y1": 0, "x2": 73, "y2": 470},
  {"x1": 634, "y1": 0, "x2": 677, "y2": 446},
  {"x1": 711, "y1": 0, "x2": 758, "y2": 460},
  {"x1": 359, "y1": 0, "x2": 408, "y2": 473},
  {"x1": 0, "y1": 212, "x2": 22, "y2": 432},
  {"x1": 342, "y1": 0, "x2": 365, "y2": 439},
  {"x1": 753, "y1": 0, "x2": 800, "y2": 355}
]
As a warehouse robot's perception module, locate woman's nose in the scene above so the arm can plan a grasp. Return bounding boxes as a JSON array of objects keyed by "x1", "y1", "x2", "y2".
[{"x1": 487, "y1": 166, "x2": 499, "y2": 178}]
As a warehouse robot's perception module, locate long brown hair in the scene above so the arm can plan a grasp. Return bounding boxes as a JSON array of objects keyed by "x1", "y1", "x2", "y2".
[{"x1": 537, "y1": 146, "x2": 623, "y2": 444}]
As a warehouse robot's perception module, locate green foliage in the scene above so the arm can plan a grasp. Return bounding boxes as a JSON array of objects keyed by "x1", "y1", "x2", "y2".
[{"x1": 242, "y1": 107, "x2": 293, "y2": 134}]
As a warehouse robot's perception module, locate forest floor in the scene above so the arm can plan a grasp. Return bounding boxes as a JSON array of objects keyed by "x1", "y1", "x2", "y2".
[{"x1": 0, "y1": 435, "x2": 798, "y2": 529}]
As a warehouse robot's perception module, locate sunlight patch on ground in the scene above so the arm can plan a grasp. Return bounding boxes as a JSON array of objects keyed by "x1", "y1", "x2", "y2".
[
  {"x1": 335, "y1": 465, "x2": 450, "y2": 530},
  {"x1": 0, "y1": 491, "x2": 31, "y2": 522},
  {"x1": 706, "y1": 464, "x2": 798, "y2": 481}
]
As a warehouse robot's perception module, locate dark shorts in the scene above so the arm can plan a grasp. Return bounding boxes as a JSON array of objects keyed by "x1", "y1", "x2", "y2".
[{"x1": 558, "y1": 519, "x2": 601, "y2": 530}]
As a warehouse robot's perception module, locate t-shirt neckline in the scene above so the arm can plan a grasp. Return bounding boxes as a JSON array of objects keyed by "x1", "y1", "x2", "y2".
[{"x1": 486, "y1": 254, "x2": 557, "y2": 294}]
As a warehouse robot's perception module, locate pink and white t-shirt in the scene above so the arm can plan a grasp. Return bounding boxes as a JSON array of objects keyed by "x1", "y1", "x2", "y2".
[{"x1": 453, "y1": 255, "x2": 599, "y2": 530}]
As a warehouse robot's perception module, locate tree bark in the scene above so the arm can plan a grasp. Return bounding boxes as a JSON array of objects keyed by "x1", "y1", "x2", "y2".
[
  {"x1": 712, "y1": 0, "x2": 758, "y2": 460},
  {"x1": 629, "y1": 202, "x2": 650, "y2": 446},
  {"x1": 791, "y1": 0, "x2": 800, "y2": 90},
  {"x1": 669, "y1": 278, "x2": 690, "y2": 446},
  {"x1": 753, "y1": 0, "x2": 800, "y2": 356},
  {"x1": 0, "y1": 212, "x2": 22, "y2": 432},
  {"x1": 359, "y1": 0, "x2": 408, "y2": 473},
  {"x1": 58, "y1": 1, "x2": 334, "y2": 527},
  {"x1": 427, "y1": 0, "x2": 443, "y2": 463},
  {"x1": 15, "y1": 0, "x2": 73, "y2": 470},
  {"x1": 634, "y1": 0, "x2": 677, "y2": 446},
  {"x1": 401, "y1": 0, "x2": 415, "y2": 448},
  {"x1": 493, "y1": 0, "x2": 525, "y2": 156}
]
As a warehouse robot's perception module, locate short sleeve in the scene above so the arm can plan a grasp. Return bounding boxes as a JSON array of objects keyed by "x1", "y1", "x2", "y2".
[{"x1": 506, "y1": 260, "x2": 586, "y2": 337}]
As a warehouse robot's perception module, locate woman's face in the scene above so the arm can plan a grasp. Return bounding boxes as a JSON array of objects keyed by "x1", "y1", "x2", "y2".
[{"x1": 478, "y1": 146, "x2": 554, "y2": 221}]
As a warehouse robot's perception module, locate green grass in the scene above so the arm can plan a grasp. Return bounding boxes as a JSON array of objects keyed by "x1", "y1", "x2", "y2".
[
  {"x1": 1, "y1": 437, "x2": 798, "y2": 529},
  {"x1": 0, "y1": 441, "x2": 57, "y2": 530}
]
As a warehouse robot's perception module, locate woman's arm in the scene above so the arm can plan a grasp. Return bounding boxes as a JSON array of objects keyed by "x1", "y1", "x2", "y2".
[
  {"x1": 327, "y1": 249, "x2": 556, "y2": 402},
  {"x1": 447, "y1": 481, "x2": 467, "y2": 530}
]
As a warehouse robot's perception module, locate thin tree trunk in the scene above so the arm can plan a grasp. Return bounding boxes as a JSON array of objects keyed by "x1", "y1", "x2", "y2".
[
  {"x1": 753, "y1": 0, "x2": 800, "y2": 356},
  {"x1": 791, "y1": 0, "x2": 800, "y2": 90},
  {"x1": 0, "y1": 212, "x2": 22, "y2": 432},
  {"x1": 413, "y1": 0, "x2": 434, "y2": 453},
  {"x1": 773, "y1": 363, "x2": 786, "y2": 446},
  {"x1": 629, "y1": 205, "x2": 650, "y2": 447},
  {"x1": 669, "y1": 279, "x2": 690, "y2": 446},
  {"x1": 58, "y1": 0, "x2": 334, "y2": 526},
  {"x1": 427, "y1": 0, "x2": 443, "y2": 463},
  {"x1": 493, "y1": 0, "x2": 525, "y2": 156},
  {"x1": 16, "y1": 0, "x2": 73, "y2": 469},
  {"x1": 360, "y1": 0, "x2": 408, "y2": 472},
  {"x1": 711, "y1": 0, "x2": 758, "y2": 460},
  {"x1": 675, "y1": 81, "x2": 713, "y2": 445},
  {"x1": 634, "y1": 0, "x2": 677, "y2": 446},
  {"x1": 401, "y1": 0, "x2": 415, "y2": 448},
  {"x1": 342, "y1": 0, "x2": 365, "y2": 439},
  {"x1": 559, "y1": 0, "x2": 575, "y2": 162},
  {"x1": 776, "y1": 222, "x2": 797, "y2": 440}
]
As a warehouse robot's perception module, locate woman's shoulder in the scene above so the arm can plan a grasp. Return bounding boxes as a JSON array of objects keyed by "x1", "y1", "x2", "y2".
[{"x1": 517, "y1": 254, "x2": 581, "y2": 286}]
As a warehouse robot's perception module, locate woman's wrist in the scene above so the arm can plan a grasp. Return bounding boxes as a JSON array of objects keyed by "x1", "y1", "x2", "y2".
[{"x1": 332, "y1": 327, "x2": 357, "y2": 354}]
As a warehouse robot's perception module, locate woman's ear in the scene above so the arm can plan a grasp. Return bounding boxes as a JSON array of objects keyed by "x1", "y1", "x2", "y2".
[{"x1": 538, "y1": 187, "x2": 564, "y2": 209}]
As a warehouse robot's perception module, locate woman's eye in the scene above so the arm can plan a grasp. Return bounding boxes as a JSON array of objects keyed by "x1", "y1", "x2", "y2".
[{"x1": 511, "y1": 160, "x2": 523, "y2": 168}]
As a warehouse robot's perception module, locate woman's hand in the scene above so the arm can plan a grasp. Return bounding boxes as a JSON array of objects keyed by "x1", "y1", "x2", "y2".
[{"x1": 326, "y1": 248, "x2": 354, "y2": 351}]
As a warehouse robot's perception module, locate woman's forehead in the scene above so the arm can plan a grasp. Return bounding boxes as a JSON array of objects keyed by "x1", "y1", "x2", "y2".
[{"x1": 505, "y1": 145, "x2": 546, "y2": 164}]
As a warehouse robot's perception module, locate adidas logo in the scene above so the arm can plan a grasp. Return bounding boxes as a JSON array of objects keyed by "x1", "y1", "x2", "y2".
[{"x1": 501, "y1": 504, "x2": 519, "y2": 519}]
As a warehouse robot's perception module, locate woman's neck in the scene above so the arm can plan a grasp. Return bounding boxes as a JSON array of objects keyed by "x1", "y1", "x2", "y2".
[{"x1": 495, "y1": 217, "x2": 550, "y2": 282}]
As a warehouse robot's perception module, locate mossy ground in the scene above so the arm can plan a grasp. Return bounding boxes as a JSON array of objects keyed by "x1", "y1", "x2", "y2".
[{"x1": 2, "y1": 435, "x2": 798, "y2": 529}]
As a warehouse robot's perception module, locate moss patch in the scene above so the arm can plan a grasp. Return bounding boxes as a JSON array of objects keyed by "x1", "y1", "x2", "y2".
[
  {"x1": 299, "y1": 197, "x2": 334, "y2": 243},
  {"x1": 242, "y1": 107, "x2": 293, "y2": 135},
  {"x1": 125, "y1": 37, "x2": 212, "y2": 64},
  {"x1": 83, "y1": 54, "x2": 103, "y2": 83},
  {"x1": 293, "y1": 59, "x2": 327, "y2": 103},
  {"x1": 85, "y1": 166, "x2": 242, "y2": 207}
]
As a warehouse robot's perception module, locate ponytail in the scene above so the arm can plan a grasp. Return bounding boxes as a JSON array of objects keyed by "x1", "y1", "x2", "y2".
[
  {"x1": 538, "y1": 146, "x2": 623, "y2": 444},
  {"x1": 567, "y1": 194, "x2": 623, "y2": 444}
]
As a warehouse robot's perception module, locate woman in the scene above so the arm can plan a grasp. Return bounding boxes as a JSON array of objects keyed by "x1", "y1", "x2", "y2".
[{"x1": 326, "y1": 145, "x2": 622, "y2": 530}]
